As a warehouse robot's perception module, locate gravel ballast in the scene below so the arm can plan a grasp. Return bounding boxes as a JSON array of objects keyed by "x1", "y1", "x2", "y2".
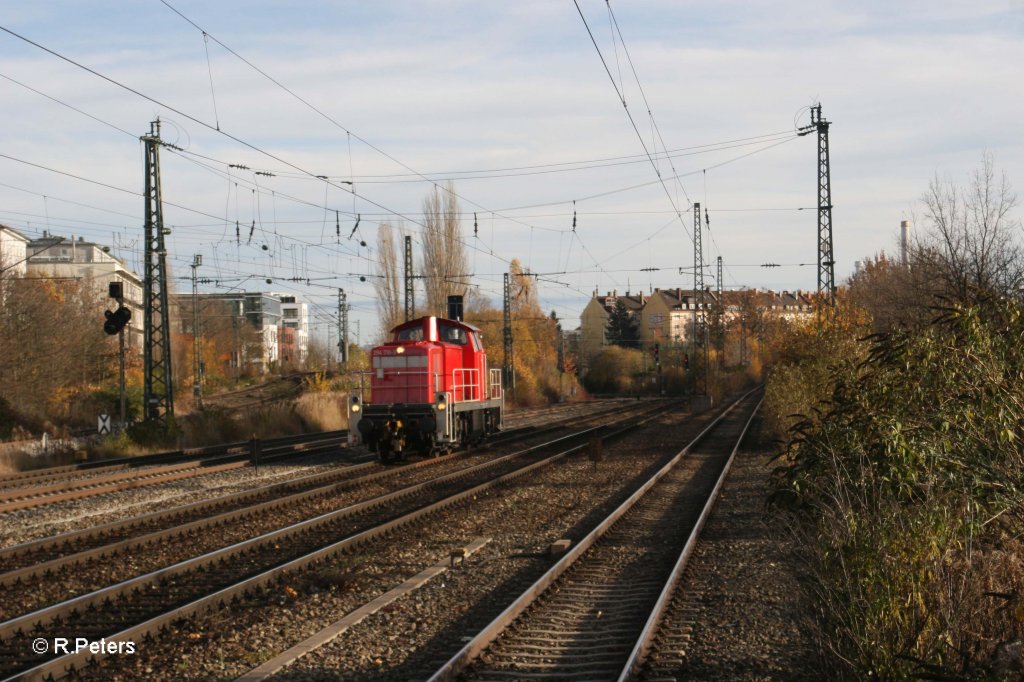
[
  {"x1": 33, "y1": 400, "x2": 820, "y2": 681},
  {"x1": 640, "y1": 415, "x2": 818, "y2": 681},
  {"x1": 82, "y1": 408, "x2": 709, "y2": 681}
]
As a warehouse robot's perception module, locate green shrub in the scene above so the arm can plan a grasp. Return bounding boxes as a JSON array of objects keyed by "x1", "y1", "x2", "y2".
[{"x1": 771, "y1": 296, "x2": 1024, "y2": 678}]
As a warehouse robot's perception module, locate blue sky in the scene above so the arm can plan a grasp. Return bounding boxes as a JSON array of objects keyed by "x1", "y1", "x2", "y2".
[{"x1": 1, "y1": 1, "x2": 1021, "y2": 344}]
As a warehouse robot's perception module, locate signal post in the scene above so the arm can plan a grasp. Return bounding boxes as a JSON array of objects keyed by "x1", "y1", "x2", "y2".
[{"x1": 104, "y1": 281, "x2": 131, "y2": 430}]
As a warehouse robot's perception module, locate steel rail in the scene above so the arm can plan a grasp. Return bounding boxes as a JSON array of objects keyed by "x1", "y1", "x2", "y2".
[
  {"x1": 0, "y1": 402, "x2": 664, "y2": 639},
  {"x1": 425, "y1": 388, "x2": 761, "y2": 682},
  {"x1": 0, "y1": 452, "x2": 369, "y2": 568},
  {"x1": 0, "y1": 400, "x2": 637, "y2": 491},
  {"x1": 0, "y1": 430, "x2": 349, "y2": 489},
  {"x1": 616, "y1": 394, "x2": 764, "y2": 681},
  {"x1": 0, "y1": 460, "x2": 377, "y2": 588},
  {"x1": 0, "y1": 402, "x2": 633, "y2": 581},
  {"x1": 0, "y1": 402, "x2": 673, "y2": 682},
  {"x1": 0, "y1": 404, "x2": 608, "y2": 590},
  {"x1": 0, "y1": 435, "x2": 350, "y2": 513},
  {"x1": 0, "y1": 462, "x2": 247, "y2": 513}
]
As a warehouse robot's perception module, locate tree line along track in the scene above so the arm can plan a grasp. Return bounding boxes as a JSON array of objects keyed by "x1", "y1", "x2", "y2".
[
  {"x1": 0, "y1": 402, "x2": 672, "y2": 682},
  {"x1": 427, "y1": 389, "x2": 763, "y2": 682}
]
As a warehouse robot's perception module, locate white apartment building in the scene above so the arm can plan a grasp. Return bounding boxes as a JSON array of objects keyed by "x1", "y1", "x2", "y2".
[
  {"x1": 25, "y1": 232, "x2": 144, "y2": 342},
  {"x1": 275, "y1": 294, "x2": 310, "y2": 366},
  {"x1": 0, "y1": 224, "x2": 30, "y2": 277}
]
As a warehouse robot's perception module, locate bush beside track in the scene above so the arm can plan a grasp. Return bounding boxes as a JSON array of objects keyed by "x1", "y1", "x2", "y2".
[{"x1": 765, "y1": 296, "x2": 1024, "y2": 680}]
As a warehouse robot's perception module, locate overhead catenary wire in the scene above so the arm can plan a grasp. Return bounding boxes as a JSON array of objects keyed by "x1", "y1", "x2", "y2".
[
  {"x1": 1, "y1": 61, "x2": 802, "y2": 244},
  {"x1": 0, "y1": 24, "x2": 429, "y2": 234},
  {"x1": 572, "y1": 0, "x2": 693, "y2": 244},
  {"x1": 1, "y1": 10, "x2": 823, "y2": 334}
]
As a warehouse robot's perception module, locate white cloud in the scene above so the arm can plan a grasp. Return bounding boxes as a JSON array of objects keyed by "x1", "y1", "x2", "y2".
[{"x1": 0, "y1": 1, "x2": 1021, "y2": 331}]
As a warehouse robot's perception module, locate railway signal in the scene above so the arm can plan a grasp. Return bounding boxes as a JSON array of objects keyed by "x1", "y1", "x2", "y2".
[
  {"x1": 103, "y1": 306, "x2": 132, "y2": 335},
  {"x1": 108, "y1": 280, "x2": 128, "y2": 430}
]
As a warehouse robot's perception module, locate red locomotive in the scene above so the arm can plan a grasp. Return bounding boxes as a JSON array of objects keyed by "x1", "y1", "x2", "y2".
[{"x1": 348, "y1": 297, "x2": 503, "y2": 462}]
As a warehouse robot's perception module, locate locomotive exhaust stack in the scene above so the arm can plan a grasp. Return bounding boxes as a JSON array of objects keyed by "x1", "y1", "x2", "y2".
[{"x1": 447, "y1": 295, "x2": 464, "y2": 322}]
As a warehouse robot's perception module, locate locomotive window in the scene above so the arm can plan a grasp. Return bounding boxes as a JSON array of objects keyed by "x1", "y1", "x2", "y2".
[
  {"x1": 438, "y1": 323, "x2": 467, "y2": 345},
  {"x1": 470, "y1": 332, "x2": 482, "y2": 350},
  {"x1": 396, "y1": 327, "x2": 423, "y2": 341}
]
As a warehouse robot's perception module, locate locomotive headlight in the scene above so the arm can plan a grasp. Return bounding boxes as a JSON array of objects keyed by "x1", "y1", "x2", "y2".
[
  {"x1": 351, "y1": 403, "x2": 360, "y2": 413},
  {"x1": 396, "y1": 345, "x2": 405, "y2": 354},
  {"x1": 350, "y1": 396, "x2": 361, "y2": 413},
  {"x1": 435, "y1": 392, "x2": 447, "y2": 411}
]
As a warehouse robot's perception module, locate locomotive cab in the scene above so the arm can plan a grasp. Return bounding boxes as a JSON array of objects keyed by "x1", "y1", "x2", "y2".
[{"x1": 348, "y1": 314, "x2": 503, "y2": 462}]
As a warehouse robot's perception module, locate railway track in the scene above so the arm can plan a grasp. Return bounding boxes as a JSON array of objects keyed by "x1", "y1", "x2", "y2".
[
  {"x1": 0, "y1": 402, "x2": 648, "y2": 620},
  {"x1": 0, "y1": 432, "x2": 350, "y2": 514},
  {"x1": 0, "y1": 430, "x2": 349, "y2": 488},
  {"x1": 0, "y1": 401, "x2": 673, "y2": 682},
  {"x1": 426, "y1": 389, "x2": 763, "y2": 681},
  {"x1": 0, "y1": 400, "x2": 634, "y2": 588},
  {"x1": 0, "y1": 399, "x2": 624, "y2": 494}
]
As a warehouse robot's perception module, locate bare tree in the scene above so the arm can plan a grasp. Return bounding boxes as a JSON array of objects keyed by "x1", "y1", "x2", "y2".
[
  {"x1": 373, "y1": 222, "x2": 404, "y2": 336},
  {"x1": 917, "y1": 152, "x2": 1022, "y2": 300},
  {"x1": 508, "y1": 258, "x2": 539, "y2": 316},
  {"x1": 420, "y1": 182, "x2": 469, "y2": 317},
  {"x1": 848, "y1": 252, "x2": 936, "y2": 333}
]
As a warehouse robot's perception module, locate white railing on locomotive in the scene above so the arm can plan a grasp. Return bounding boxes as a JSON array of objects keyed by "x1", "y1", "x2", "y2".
[
  {"x1": 489, "y1": 368, "x2": 503, "y2": 400},
  {"x1": 451, "y1": 367, "x2": 482, "y2": 402}
]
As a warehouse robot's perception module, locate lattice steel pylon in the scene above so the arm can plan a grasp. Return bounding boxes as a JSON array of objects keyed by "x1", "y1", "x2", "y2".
[
  {"x1": 813, "y1": 104, "x2": 835, "y2": 315},
  {"x1": 339, "y1": 289, "x2": 349, "y2": 365},
  {"x1": 404, "y1": 235, "x2": 414, "y2": 322},
  {"x1": 692, "y1": 202, "x2": 703, "y2": 350},
  {"x1": 692, "y1": 203, "x2": 708, "y2": 394},
  {"x1": 715, "y1": 255, "x2": 724, "y2": 356},
  {"x1": 503, "y1": 272, "x2": 514, "y2": 391},
  {"x1": 141, "y1": 120, "x2": 174, "y2": 425}
]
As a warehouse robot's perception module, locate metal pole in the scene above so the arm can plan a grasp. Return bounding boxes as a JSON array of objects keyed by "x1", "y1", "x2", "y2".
[
  {"x1": 339, "y1": 289, "x2": 349, "y2": 365},
  {"x1": 716, "y1": 255, "x2": 724, "y2": 364},
  {"x1": 503, "y1": 272, "x2": 514, "y2": 392},
  {"x1": 118, "y1": 327, "x2": 126, "y2": 429},
  {"x1": 191, "y1": 254, "x2": 202, "y2": 409},
  {"x1": 814, "y1": 104, "x2": 836, "y2": 323},
  {"x1": 692, "y1": 203, "x2": 704, "y2": 395},
  {"x1": 404, "y1": 235, "x2": 414, "y2": 322},
  {"x1": 141, "y1": 119, "x2": 174, "y2": 424},
  {"x1": 232, "y1": 309, "x2": 240, "y2": 379},
  {"x1": 740, "y1": 313, "x2": 748, "y2": 366}
]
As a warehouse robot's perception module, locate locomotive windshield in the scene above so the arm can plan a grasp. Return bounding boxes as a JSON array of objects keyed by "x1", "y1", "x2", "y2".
[
  {"x1": 396, "y1": 326, "x2": 424, "y2": 341},
  {"x1": 438, "y1": 322, "x2": 467, "y2": 345}
]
